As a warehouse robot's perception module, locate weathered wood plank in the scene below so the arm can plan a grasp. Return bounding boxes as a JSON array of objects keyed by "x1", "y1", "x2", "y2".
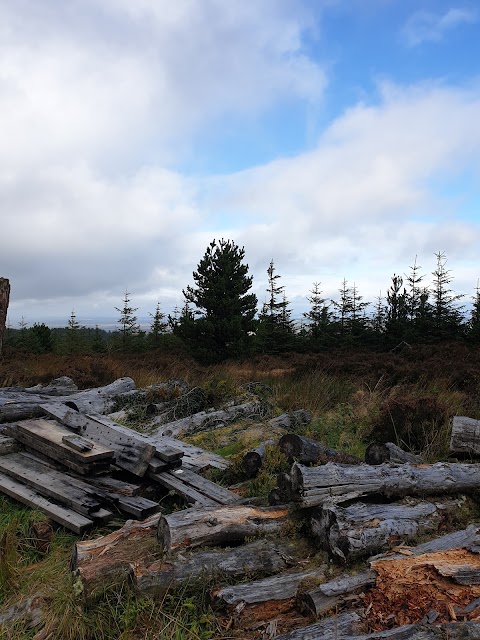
[
  {"x1": 157, "y1": 504, "x2": 289, "y2": 552},
  {"x1": 147, "y1": 470, "x2": 218, "y2": 507},
  {"x1": 41, "y1": 405, "x2": 155, "y2": 476},
  {"x1": 0, "y1": 452, "x2": 105, "y2": 516},
  {"x1": 0, "y1": 471, "x2": 93, "y2": 533},
  {"x1": 298, "y1": 570, "x2": 376, "y2": 616},
  {"x1": 166, "y1": 468, "x2": 239, "y2": 505},
  {"x1": 114, "y1": 495, "x2": 160, "y2": 519},
  {"x1": 272, "y1": 610, "x2": 363, "y2": 640}
]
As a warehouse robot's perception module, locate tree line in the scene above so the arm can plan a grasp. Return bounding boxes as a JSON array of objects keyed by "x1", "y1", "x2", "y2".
[{"x1": 5, "y1": 240, "x2": 480, "y2": 361}]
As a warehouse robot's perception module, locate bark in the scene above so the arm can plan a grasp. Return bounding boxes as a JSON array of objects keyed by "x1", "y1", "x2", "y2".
[
  {"x1": 157, "y1": 504, "x2": 289, "y2": 552},
  {"x1": 298, "y1": 570, "x2": 376, "y2": 616},
  {"x1": 272, "y1": 610, "x2": 363, "y2": 640},
  {"x1": 214, "y1": 566, "x2": 328, "y2": 606},
  {"x1": 133, "y1": 539, "x2": 304, "y2": 597},
  {"x1": 150, "y1": 400, "x2": 269, "y2": 438},
  {"x1": 71, "y1": 512, "x2": 161, "y2": 601},
  {"x1": 313, "y1": 499, "x2": 461, "y2": 562},
  {"x1": 290, "y1": 461, "x2": 480, "y2": 508},
  {"x1": 365, "y1": 442, "x2": 423, "y2": 465},
  {"x1": 450, "y1": 416, "x2": 480, "y2": 457},
  {"x1": 279, "y1": 434, "x2": 361, "y2": 465},
  {"x1": 241, "y1": 440, "x2": 274, "y2": 477},
  {"x1": 0, "y1": 277, "x2": 10, "y2": 355}
]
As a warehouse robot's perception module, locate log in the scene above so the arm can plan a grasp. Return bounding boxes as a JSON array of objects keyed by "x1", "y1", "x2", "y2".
[
  {"x1": 272, "y1": 610, "x2": 363, "y2": 640},
  {"x1": 157, "y1": 504, "x2": 289, "y2": 552},
  {"x1": 151, "y1": 400, "x2": 268, "y2": 438},
  {"x1": 450, "y1": 416, "x2": 480, "y2": 456},
  {"x1": 214, "y1": 566, "x2": 328, "y2": 606},
  {"x1": 40, "y1": 405, "x2": 155, "y2": 477},
  {"x1": 71, "y1": 512, "x2": 161, "y2": 600},
  {"x1": 25, "y1": 376, "x2": 78, "y2": 396},
  {"x1": 268, "y1": 409, "x2": 313, "y2": 430},
  {"x1": 0, "y1": 402, "x2": 46, "y2": 423},
  {"x1": 298, "y1": 570, "x2": 376, "y2": 616},
  {"x1": 0, "y1": 277, "x2": 10, "y2": 355},
  {"x1": 365, "y1": 442, "x2": 423, "y2": 465},
  {"x1": 313, "y1": 499, "x2": 462, "y2": 562},
  {"x1": 0, "y1": 434, "x2": 21, "y2": 455},
  {"x1": 133, "y1": 539, "x2": 304, "y2": 597},
  {"x1": 291, "y1": 461, "x2": 480, "y2": 508},
  {"x1": 279, "y1": 434, "x2": 361, "y2": 465},
  {"x1": 241, "y1": 440, "x2": 274, "y2": 477},
  {"x1": 0, "y1": 595, "x2": 44, "y2": 631}
]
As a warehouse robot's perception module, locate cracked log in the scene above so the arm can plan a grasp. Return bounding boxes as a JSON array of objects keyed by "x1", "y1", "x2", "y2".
[
  {"x1": 450, "y1": 416, "x2": 480, "y2": 457},
  {"x1": 312, "y1": 499, "x2": 462, "y2": 562},
  {"x1": 133, "y1": 539, "x2": 303, "y2": 597},
  {"x1": 279, "y1": 434, "x2": 361, "y2": 465},
  {"x1": 365, "y1": 442, "x2": 423, "y2": 465},
  {"x1": 157, "y1": 504, "x2": 289, "y2": 552},
  {"x1": 290, "y1": 461, "x2": 480, "y2": 508}
]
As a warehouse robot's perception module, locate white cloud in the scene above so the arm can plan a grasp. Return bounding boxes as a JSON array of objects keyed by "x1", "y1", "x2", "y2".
[{"x1": 402, "y1": 7, "x2": 477, "y2": 47}]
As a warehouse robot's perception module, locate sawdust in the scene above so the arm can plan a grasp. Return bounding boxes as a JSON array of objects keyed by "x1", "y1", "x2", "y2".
[{"x1": 364, "y1": 548, "x2": 480, "y2": 631}]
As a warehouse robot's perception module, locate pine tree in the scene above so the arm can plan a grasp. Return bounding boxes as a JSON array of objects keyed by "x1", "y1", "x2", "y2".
[
  {"x1": 385, "y1": 274, "x2": 408, "y2": 344},
  {"x1": 92, "y1": 325, "x2": 107, "y2": 353},
  {"x1": 303, "y1": 282, "x2": 332, "y2": 346},
  {"x1": 256, "y1": 261, "x2": 295, "y2": 353},
  {"x1": 331, "y1": 279, "x2": 353, "y2": 340},
  {"x1": 468, "y1": 279, "x2": 480, "y2": 342},
  {"x1": 431, "y1": 252, "x2": 464, "y2": 340},
  {"x1": 179, "y1": 239, "x2": 257, "y2": 361},
  {"x1": 115, "y1": 289, "x2": 140, "y2": 351},
  {"x1": 148, "y1": 301, "x2": 168, "y2": 348},
  {"x1": 65, "y1": 309, "x2": 83, "y2": 354}
]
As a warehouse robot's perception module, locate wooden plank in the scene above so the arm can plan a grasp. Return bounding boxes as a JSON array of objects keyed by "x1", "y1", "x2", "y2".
[
  {"x1": 154, "y1": 446, "x2": 183, "y2": 463},
  {"x1": 115, "y1": 495, "x2": 160, "y2": 519},
  {"x1": 147, "y1": 470, "x2": 218, "y2": 507},
  {"x1": 0, "y1": 452, "x2": 105, "y2": 516},
  {"x1": 41, "y1": 404, "x2": 155, "y2": 477},
  {"x1": 62, "y1": 434, "x2": 95, "y2": 452},
  {"x1": 167, "y1": 468, "x2": 239, "y2": 505},
  {"x1": 9, "y1": 431, "x2": 111, "y2": 475},
  {"x1": 14, "y1": 419, "x2": 114, "y2": 462},
  {"x1": 0, "y1": 471, "x2": 93, "y2": 533},
  {"x1": 85, "y1": 476, "x2": 141, "y2": 497}
]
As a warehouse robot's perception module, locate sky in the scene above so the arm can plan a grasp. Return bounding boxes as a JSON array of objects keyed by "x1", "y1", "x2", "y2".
[{"x1": 2, "y1": 0, "x2": 480, "y2": 328}]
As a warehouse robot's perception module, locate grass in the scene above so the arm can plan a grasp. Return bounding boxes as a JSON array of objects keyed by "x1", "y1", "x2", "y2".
[{"x1": 3, "y1": 344, "x2": 480, "y2": 636}]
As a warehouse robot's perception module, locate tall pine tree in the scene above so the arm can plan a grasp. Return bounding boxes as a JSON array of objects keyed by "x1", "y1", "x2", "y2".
[{"x1": 178, "y1": 239, "x2": 257, "y2": 361}]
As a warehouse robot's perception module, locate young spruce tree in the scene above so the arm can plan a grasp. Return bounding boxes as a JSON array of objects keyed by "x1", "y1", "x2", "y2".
[{"x1": 178, "y1": 239, "x2": 257, "y2": 361}]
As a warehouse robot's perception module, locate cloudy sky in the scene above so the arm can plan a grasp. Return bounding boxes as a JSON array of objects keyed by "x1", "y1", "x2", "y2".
[{"x1": 2, "y1": 0, "x2": 480, "y2": 328}]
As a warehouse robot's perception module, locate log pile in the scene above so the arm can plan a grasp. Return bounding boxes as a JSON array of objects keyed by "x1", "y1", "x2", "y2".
[
  {"x1": 0, "y1": 378, "x2": 243, "y2": 532},
  {"x1": 2, "y1": 371, "x2": 480, "y2": 640}
]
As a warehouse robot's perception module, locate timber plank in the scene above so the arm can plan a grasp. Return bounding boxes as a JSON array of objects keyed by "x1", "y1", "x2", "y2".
[
  {"x1": 0, "y1": 471, "x2": 93, "y2": 533},
  {"x1": 41, "y1": 405, "x2": 155, "y2": 476},
  {"x1": 167, "y1": 468, "x2": 239, "y2": 505},
  {"x1": 147, "y1": 470, "x2": 218, "y2": 507},
  {"x1": 13, "y1": 419, "x2": 114, "y2": 462},
  {"x1": 0, "y1": 452, "x2": 104, "y2": 515}
]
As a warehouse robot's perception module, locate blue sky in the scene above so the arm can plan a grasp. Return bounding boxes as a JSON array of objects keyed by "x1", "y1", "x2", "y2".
[{"x1": 2, "y1": 0, "x2": 480, "y2": 327}]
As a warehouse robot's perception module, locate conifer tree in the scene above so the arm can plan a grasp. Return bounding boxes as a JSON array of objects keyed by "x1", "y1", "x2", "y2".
[
  {"x1": 256, "y1": 261, "x2": 295, "y2": 353},
  {"x1": 385, "y1": 274, "x2": 408, "y2": 343},
  {"x1": 431, "y1": 252, "x2": 464, "y2": 340},
  {"x1": 303, "y1": 282, "x2": 332, "y2": 346},
  {"x1": 148, "y1": 301, "x2": 168, "y2": 348},
  {"x1": 468, "y1": 279, "x2": 480, "y2": 342},
  {"x1": 178, "y1": 239, "x2": 257, "y2": 361},
  {"x1": 115, "y1": 289, "x2": 140, "y2": 351},
  {"x1": 65, "y1": 309, "x2": 83, "y2": 354},
  {"x1": 331, "y1": 279, "x2": 353, "y2": 340}
]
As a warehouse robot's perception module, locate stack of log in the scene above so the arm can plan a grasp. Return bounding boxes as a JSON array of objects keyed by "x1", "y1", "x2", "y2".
[{"x1": 0, "y1": 377, "x2": 246, "y2": 532}]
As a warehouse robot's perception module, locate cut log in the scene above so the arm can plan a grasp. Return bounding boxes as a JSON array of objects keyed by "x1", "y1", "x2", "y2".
[
  {"x1": 369, "y1": 524, "x2": 480, "y2": 564},
  {"x1": 298, "y1": 570, "x2": 376, "y2": 616},
  {"x1": 450, "y1": 416, "x2": 480, "y2": 456},
  {"x1": 365, "y1": 442, "x2": 423, "y2": 465},
  {"x1": 313, "y1": 499, "x2": 462, "y2": 562},
  {"x1": 133, "y1": 539, "x2": 303, "y2": 597},
  {"x1": 291, "y1": 461, "x2": 480, "y2": 508},
  {"x1": 279, "y1": 434, "x2": 361, "y2": 465},
  {"x1": 0, "y1": 471, "x2": 93, "y2": 533},
  {"x1": 214, "y1": 566, "x2": 328, "y2": 606},
  {"x1": 241, "y1": 440, "x2": 274, "y2": 477},
  {"x1": 40, "y1": 405, "x2": 155, "y2": 477},
  {"x1": 157, "y1": 504, "x2": 289, "y2": 552},
  {"x1": 0, "y1": 402, "x2": 46, "y2": 423},
  {"x1": 71, "y1": 512, "x2": 161, "y2": 600},
  {"x1": 272, "y1": 610, "x2": 363, "y2": 640},
  {"x1": 151, "y1": 400, "x2": 269, "y2": 438}
]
